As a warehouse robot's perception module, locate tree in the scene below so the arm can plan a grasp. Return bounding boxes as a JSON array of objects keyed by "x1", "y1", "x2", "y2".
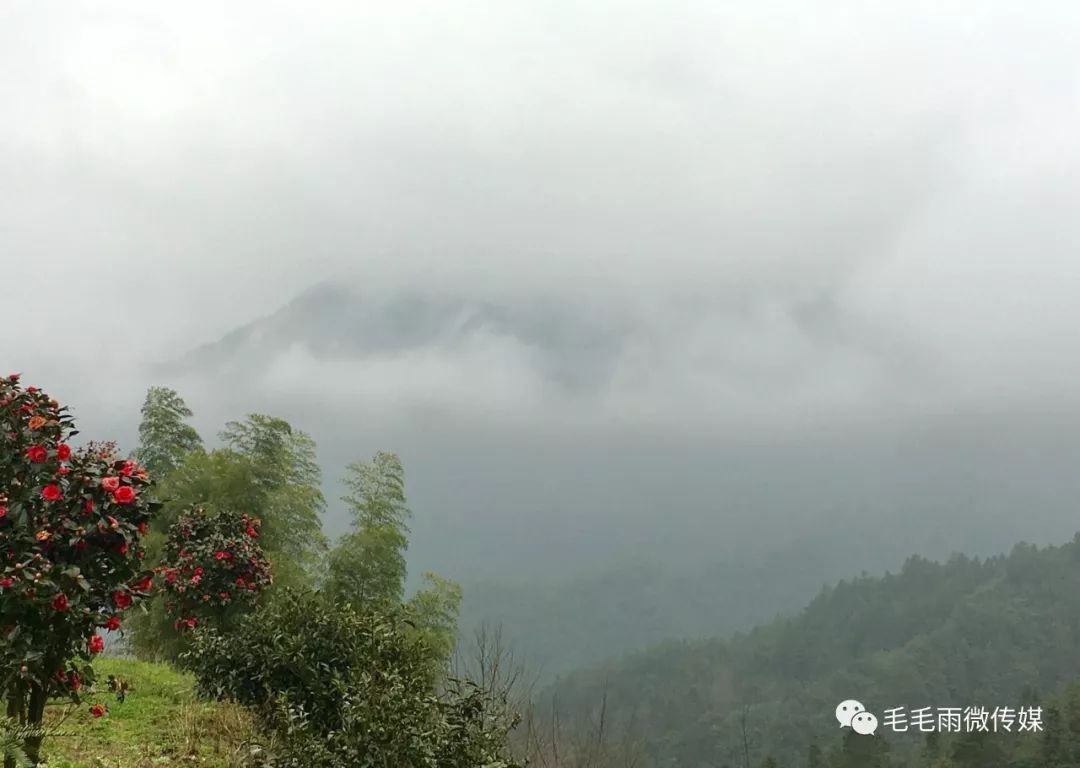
[
  {"x1": 132, "y1": 387, "x2": 202, "y2": 479},
  {"x1": 0, "y1": 375, "x2": 157, "y2": 766},
  {"x1": 131, "y1": 415, "x2": 325, "y2": 661},
  {"x1": 405, "y1": 572, "x2": 463, "y2": 670},
  {"x1": 155, "y1": 414, "x2": 326, "y2": 572},
  {"x1": 219, "y1": 414, "x2": 326, "y2": 570},
  {"x1": 324, "y1": 452, "x2": 410, "y2": 610}
]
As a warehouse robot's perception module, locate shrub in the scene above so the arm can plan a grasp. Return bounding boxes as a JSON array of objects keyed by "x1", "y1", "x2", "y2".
[
  {"x1": 159, "y1": 506, "x2": 272, "y2": 635},
  {"x1": 0, "y1": 375, "x2": 157, "y2": 765},
  {"x1": 184, "y1": 589, "x2": 521, "y2": 767}
]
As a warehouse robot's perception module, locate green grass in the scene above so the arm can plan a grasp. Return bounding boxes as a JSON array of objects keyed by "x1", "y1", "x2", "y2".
[{"x1": 38, "y1": 656, "x2": 267, "y2": 768}]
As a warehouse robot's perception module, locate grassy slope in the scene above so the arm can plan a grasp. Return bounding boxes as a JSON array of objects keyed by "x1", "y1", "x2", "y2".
[{"x1": 41, "y1": 657, "x2": 264, "y2": 768}]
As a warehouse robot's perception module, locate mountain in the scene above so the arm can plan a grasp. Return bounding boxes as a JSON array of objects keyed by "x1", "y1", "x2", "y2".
[
  {"x1": 541, "y1": 533, "x2": 1080, "y2": 766},
  {"x1": 154, "y1": 282, "x2": 1080, "y2": 684},
  {"x1": 163, "y1": 281, "x2": 632, "y2": 394}
]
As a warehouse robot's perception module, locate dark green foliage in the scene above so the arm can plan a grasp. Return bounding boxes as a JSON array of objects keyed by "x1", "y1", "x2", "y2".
[
  {"x1": 546, "y1": 534, "x2": 1080, "y2": 766},
  {"x1": 183, "y1": 589, "x2": 520, "y2": 768}
]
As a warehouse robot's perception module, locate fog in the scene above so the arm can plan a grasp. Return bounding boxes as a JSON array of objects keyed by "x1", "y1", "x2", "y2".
[{"x1": 4, "y1": 1, "x2": 1080, "y2": 588}]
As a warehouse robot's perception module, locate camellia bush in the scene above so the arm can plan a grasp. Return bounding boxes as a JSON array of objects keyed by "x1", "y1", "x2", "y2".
[
  {"x1": 159, "y1": 506, "x2": 272, "y2": 638},
  {"x1": 0, "y1": 374, "x2": 157, "y2": 766}
]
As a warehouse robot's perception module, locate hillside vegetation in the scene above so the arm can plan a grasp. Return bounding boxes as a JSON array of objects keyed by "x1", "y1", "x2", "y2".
[{"x1": 545, "y1": 534, "x2": 1080, "y2": 766}]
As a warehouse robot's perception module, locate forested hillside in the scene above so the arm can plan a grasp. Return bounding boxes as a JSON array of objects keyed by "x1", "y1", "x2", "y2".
[{"x1": 543, "y1": 534, "x2": 1080, "y2": 767}]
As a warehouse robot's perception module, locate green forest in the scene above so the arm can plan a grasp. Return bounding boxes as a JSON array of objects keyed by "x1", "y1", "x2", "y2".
[{"x1": 545, "y1": 537, "x2": 1080, "y2": 766}]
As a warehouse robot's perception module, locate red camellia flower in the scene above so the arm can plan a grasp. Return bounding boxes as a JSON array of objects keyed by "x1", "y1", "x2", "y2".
[
  {"x1": 113, "y1": 591, "x2": 132, "y2": 609},
  {"x1": 82, "y1": 498, "x2": 94, "y2": 515},
  {"x1": 137, "y1": 521, "x2": 148, "y2": 535},
  {"x1": 0, "y1": 577, "x2": 14, "y2": 588},
  {"x1": 245, "y1": 526, "x2": 258, "y2": 538},
  {"x1": 119, "y1": 460, "x2": 137, "y2": 476},
  {"x1": 100, "y1": 476, "x2": 120, "y2": 492},
  {"x1": 41, "y1": 484, "x2": 62, "y2": 501},
  {"x1": 56, "y1": 443, "x2": 71, "y2": 461},
  {"x1": 25, "y1": 445, "x2": 47, "y2": 463},
  {"x1": 219, "y1": 591, "x2": 230, "y2": 600},
  {"x1": 52, "y1": 593, "x2": 69, "y2": 612},
  {"x1": 90, "y1": 704, "x2": 106, "y2": 718},
  {"x1": 112, "y1": 486, "x2": 136, "y2": 505},
  {"x1": 0, "y1": 505, "x2": 6, "y2": 519},
  {"x1": 88, "y1": 634, "x2": 105, "y2": 654},
  {"x1": 103, "y1": 615, "x2": 122, "y2": 632},
  {"x1": 117, "y1": 541, "x2": 129, "y2": 555},
  {"x1": 213, "y1": 550, "x2": 229, "y2": 561},
  {"x1": 70, "y1": 672, "x2": 81, "y2": 690},
  {"x1": 135, "y1": 576, "x2": 153, "y2": 592}
]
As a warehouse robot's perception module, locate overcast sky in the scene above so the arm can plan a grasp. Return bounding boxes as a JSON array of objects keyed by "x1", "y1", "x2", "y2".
[{"x1": 4, "y1": 1, "x2": 1080, "y2": 439}]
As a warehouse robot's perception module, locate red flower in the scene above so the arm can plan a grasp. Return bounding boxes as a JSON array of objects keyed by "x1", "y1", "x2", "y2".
[
  {"x1": 112, "y1": 486, "x2": 136, "y2": 505},
  {"x1": 88, "y1": 635, "x2": 104, "y2": 654},
  {"x1": 25, "y1": 445, "x2": 47, "y2": 463},
  {"x1": 135, "y1": 576, "x2": 153, "y2": 592},
  {"x1": 70, "y1": 672, "x2": 81, "y2": 690},
  {"x1": 0, "y1": 578, "x2": 13, "y2": 588},
  {"x1": 90, "y1": 704, "x2": 106, "y2": 718},
  {"x1": 57, "y1": 466, "x2": 70, "y2": 475},
  {"x1": 219, "y1": 591, "x2": 230, "y2": 600},
  {"x1": 235, "y1": 576, "x2": 246, "y2": 587},
  {"x1": 56, "y1": 443, "x2": 71, "y2": 461},
  {"x1": 246, "y1": 526, "x2": 258, "y2": 538},
  {"x1": 113, "y1": 591, "x2": 132, "y2": 609},
  {"x1": 165, "y1": 570, "x2": 178, "y2": 584},
  {"x1": 117, "y1": 541, "x2": 129, "y2": 555},
  {"x1": 100, "y1": 476, "x2": 120, "y2": 492},
  {"x1": 52, "y1": 593, "x2": 69, "y2": 612},
  {"x1": 41, "y1": 484, "x2": 62, "y2": 501},
  {"x1": 0, "y1": 506, "x2": 6, "y2": 519},
  {"x1": 119, "y1": 460, "x2": 137, "y2": 476},
  {"x1": 82, "y1": 498, "x2": 94, "y2": 516},
  {"x1": 213, "y1": 550, "x2": 230, "y2": 561},
  {"x1": 103, "y1": 615, "x2": 122, "y2": 632},
  {"x1": 137, "y1": 521, "x2": 148, "y2": 535}
]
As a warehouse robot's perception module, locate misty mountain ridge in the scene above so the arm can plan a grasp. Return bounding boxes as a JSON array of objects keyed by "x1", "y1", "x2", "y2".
[{"x1": 162, "y1": 281, "x2": 634, "y2": 395}]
